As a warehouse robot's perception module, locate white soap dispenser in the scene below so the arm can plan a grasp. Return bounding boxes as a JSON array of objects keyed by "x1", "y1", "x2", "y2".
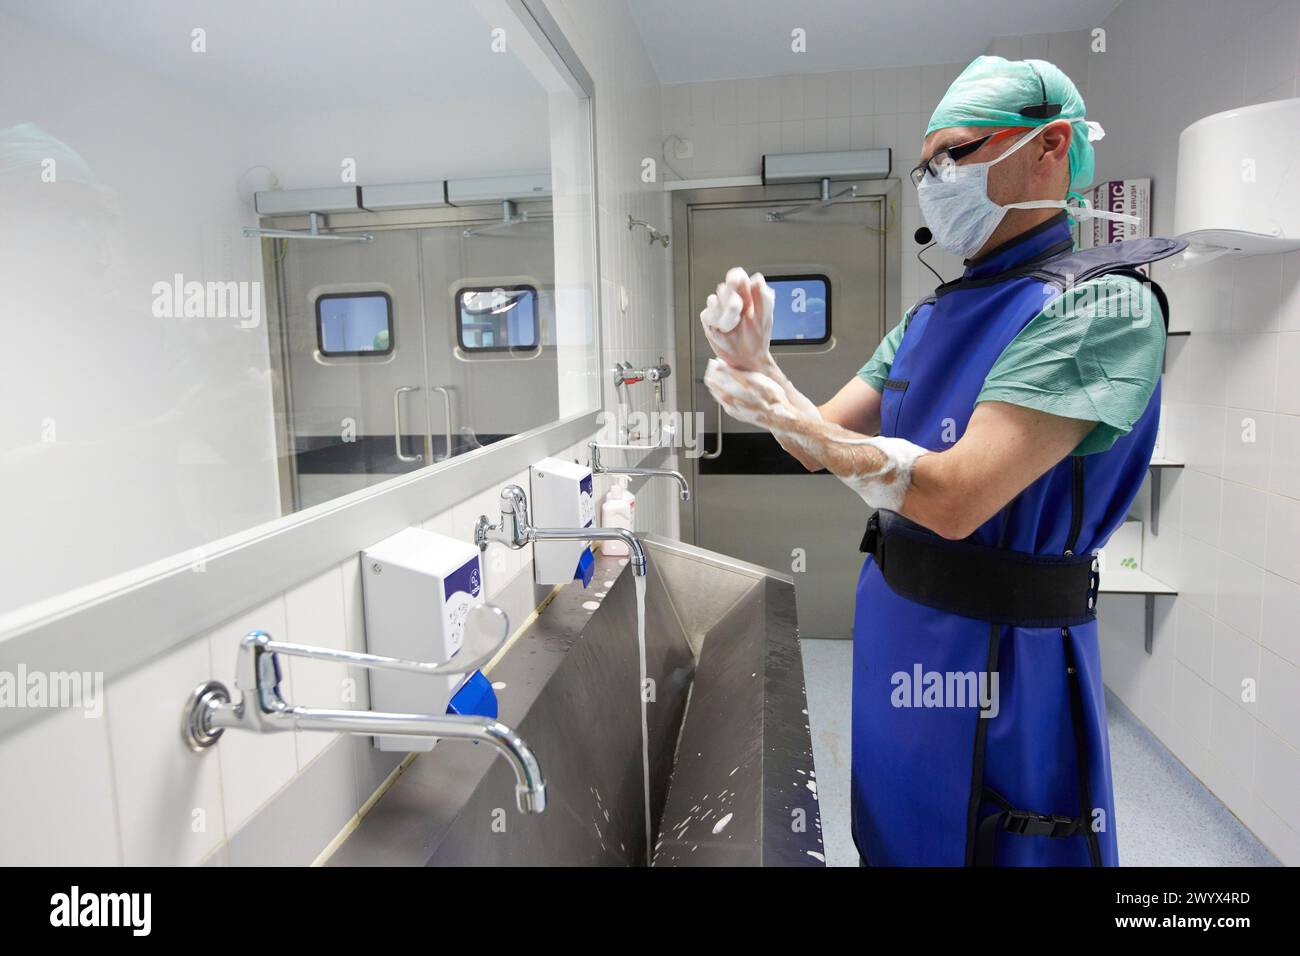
[
  {"x1": 600, "y1": 475, "x2": 635, "y2": 556},
  {"x1": 360, "y1": 527, "x2": 484, "y2": 752},
  {"x1": 529, "y1": 456, "x2": 595, "y2": 585}
]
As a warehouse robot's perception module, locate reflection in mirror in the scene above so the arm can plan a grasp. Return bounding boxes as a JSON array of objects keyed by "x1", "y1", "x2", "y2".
[
  {"x1": 316, "y1": 292, "x2": 395, "y2": 357},
  {"x1": 0, "y1": 0, "x2": 599, "y2": 614},
  {"x1": 457, "y1": 287, "x2": 540, "y2": 351},
  {"x1": 275, "y1": 200, "x2": 565, "y2": 510}
]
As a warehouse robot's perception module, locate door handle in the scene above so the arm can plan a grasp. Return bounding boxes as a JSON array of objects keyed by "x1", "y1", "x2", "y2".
[
  {"x1": 393, "y1": 386, "x2": 422, "y2": 463},
  {"x1": 430, "y1": 385, "x2": 453, "y2": 462},
  {"x1": 702, "y1": 397, "x2": 723, "y2": 460},
  {"x1": 696, "y1": 374, "x2": 724, "y2": 460}
]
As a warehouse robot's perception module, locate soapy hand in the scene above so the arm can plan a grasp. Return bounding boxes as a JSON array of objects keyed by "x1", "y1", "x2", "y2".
[
  {"x1": 699, "y1": 267, "x2": 775, "y2": 373},
  {"x1": 702, "y1": 272, "x2": 930, "y2": 509},
  {"x1": 704, "y1": 358, "x2": 799, "y2": 430},
  {"x1": 700, "y1": 267, "x2": 823, "y2": 426}
]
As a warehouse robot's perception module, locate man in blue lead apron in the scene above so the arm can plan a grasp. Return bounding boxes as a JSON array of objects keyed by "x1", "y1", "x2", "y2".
[{"x1": 701, "y1": 56, "x2": 1185, "y2": 866}]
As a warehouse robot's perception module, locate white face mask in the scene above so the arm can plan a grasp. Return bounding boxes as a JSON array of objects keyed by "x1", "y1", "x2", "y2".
[{"x1": 916, "y1": 124, "x2": 1138, "y2": 260}]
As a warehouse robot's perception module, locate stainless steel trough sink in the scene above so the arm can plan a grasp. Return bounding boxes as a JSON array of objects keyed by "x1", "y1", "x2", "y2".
[{"x1": 329, "y1": 534, "x2": 824, "y2": 867}]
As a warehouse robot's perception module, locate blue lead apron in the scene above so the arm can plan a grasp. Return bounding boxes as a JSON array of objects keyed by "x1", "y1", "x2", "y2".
[{"x1": 851, "y1": 215, "x2": 1185, "y2": 866}]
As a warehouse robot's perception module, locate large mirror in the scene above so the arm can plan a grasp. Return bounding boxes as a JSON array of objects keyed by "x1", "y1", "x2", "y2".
[{"x1": 0, "y1": 0, "x2": 600, "y2": 615}]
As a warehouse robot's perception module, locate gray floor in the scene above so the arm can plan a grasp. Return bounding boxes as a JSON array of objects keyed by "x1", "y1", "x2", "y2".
[{"x1": 800, "y1": 637, "x2": 1279, "y2": 867}]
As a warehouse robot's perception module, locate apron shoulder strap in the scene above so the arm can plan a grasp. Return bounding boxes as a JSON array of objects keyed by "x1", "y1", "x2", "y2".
[
  {"x1": 901, "y1": 293, "x2": 936, "y2": 334},
  {"x1": 1031, "y1": 236, "x2": 1187, "y2": 283},
  {"x1": 1029, "y1": 236, "x2": 1188, "y2": 330}
]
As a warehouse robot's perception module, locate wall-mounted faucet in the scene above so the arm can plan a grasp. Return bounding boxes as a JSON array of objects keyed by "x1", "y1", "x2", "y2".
[
  {"x1": 476, "y1": 484, "x2": 648, "y2": 576},
  {"x1": 588, "y1": 441, "x2": 690, "y2": 501},
  {"x1": 612, "y1": 358, "x2": 672, "y2": 402},
  {"x1": 182, "y1": 610, "x2": 547, "y2": 815}
]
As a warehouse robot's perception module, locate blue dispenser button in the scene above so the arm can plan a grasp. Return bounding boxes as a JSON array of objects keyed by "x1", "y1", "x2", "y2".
[
  {"x1": 574, "y1": 547, "x2": 595, "y2": 587},
  {"x1": 446, "y1": 669, "x2": 498, "y2": 719}
]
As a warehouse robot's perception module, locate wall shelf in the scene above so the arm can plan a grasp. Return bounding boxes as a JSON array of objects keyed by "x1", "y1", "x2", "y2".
[
  {"x1": 1162, "y1": 329, "x2": 1189, "y2": 374},
  {"x1": 1122, "y1": 335, "x2": 1187, "y2": 653},
  {"x1": 1099, "y1": 568, "x2": 1177, "y2": 654},
  {"x1": 1099, "y1": 568, "x2": 1176, "y2": 595},
  {"x1": 1146, "y1": 457, "x2": 1183, "y2": 534}
]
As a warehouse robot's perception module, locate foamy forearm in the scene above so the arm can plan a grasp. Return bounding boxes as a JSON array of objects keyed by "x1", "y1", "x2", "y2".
[
  {"x1": 758, "y1": 356, "x2": 822, "y2": 420},
  {"x1": 771, "y1": 417, "x2": 882, "y2": 471},
  {"x1": 771, "y1": 417, "x2": 926, "y2": 512}
]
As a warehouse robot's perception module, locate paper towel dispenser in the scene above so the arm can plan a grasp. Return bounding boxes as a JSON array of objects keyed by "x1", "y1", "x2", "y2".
[{"x1": 1174, "y1": 96, "x2": 1300, "y2": 259}]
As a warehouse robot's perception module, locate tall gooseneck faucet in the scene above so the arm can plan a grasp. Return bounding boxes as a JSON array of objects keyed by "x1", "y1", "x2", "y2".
[
  {"x1": 476, "y1": 484, "x2": 648, "y2": 577},
  {"x1": 588, "y1": 442, "x2": 690, "y2": 501}
]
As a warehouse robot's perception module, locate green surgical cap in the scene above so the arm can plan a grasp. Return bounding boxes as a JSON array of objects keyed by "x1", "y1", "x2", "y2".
[{"x1": 927, "y1": 56, "x2": 1095, "y2": 191}]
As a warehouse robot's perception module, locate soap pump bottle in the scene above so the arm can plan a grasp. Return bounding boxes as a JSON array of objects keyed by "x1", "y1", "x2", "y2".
[{"x1": 600, "y1": 475, "x2": 635, "y2": 556}]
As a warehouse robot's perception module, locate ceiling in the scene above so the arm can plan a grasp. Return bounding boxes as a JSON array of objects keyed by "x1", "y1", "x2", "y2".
[
  {"x1": 628, "y1": 0, "x2": 1122, "y2": 84},
  {"x1": 0, "y1": 0, "x2": 548, "y2": 111}
]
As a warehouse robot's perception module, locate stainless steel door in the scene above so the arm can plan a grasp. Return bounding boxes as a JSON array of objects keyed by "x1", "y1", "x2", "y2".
[
  {"x1": 675, "y1": 184, "x2": 900, "y2": 638},
  {"x1": 278, "y1": 230, "x2": 429, "y2": 509},
  {"x1": 271, "y1": 209, "x2": 563, "y2": 511},
  {"x1": 419, "y1": 218, "x2": 559, "y2": 457}
]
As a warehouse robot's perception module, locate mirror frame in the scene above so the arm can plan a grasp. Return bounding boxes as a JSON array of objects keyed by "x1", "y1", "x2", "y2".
[{"x1": 0, "y1": 0, "x2": 605, "y2": 736}]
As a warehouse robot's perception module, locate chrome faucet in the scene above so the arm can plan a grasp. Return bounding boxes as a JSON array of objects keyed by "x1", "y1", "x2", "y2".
[
  {"x1": 588, "y1": 441, "x2": 690, "y2": 501},
  {"x1": 182, "y1": 611, "x2": 546, "y2": 815},
  {"x1": 475, "y1": 484, "x2": 648, "y2": 576}
]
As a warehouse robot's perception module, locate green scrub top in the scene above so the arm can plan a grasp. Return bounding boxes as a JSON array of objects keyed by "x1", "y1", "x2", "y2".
[{"x1": 858, "y1": 274, "x2": 1165, "y2": 456}]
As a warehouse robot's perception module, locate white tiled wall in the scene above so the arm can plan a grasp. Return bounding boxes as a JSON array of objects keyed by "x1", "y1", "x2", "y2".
[
  {"x1": 1074, "y1": 0, "x2": 1300, "y2": 864},
  {"x1": 545, "y1": 0, "x2": 682, "y2": 538},
  {"x1": 0, "y1": 0, "x2": 677, "y2": 866}
]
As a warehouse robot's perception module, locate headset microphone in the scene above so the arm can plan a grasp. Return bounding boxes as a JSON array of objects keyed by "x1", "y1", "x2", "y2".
[{"x1": 914, "y1": 226, "x2": 943, "y2": 284}]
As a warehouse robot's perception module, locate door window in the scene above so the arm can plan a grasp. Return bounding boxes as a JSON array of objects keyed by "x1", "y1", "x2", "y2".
[
  {"x1": 456, "y1": 285, "x2": 540, "y2": 351},
  {"x1": 766, "y1": 275, "x2": 831, "y2": 344},
  {"x1": 316, "y1": 291, "x2": 394, "y2": 356}
]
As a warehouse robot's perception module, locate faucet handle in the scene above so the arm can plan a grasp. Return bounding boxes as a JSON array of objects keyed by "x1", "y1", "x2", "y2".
[
  {"x1": 474, "y1": 514, "x2": 497, "y2": 551},
  {"x1": 245, "y1": 603, "x2": 511, "y2": 681},
  {"x1": 499, "y1": 484, "x2": 528, "y2": 517},
  {"x1": 476, "y1": 485, "x2": 529, "y2": 552}
]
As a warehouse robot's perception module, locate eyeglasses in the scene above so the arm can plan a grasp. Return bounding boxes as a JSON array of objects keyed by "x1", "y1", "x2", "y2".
[{"x1": 909, "y1": 128, "x2": 1022, "y2": 187}]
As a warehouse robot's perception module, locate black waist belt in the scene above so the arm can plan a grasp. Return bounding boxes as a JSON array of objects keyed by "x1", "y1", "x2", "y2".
[{"x1": 859, "y1": 511, "x2": 1098, "y2": 627}]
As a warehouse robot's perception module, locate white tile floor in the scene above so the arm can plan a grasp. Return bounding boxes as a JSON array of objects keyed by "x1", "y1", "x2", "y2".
[{"x1": 800, "y1": 637, "x2": 1279, "y2": 867}]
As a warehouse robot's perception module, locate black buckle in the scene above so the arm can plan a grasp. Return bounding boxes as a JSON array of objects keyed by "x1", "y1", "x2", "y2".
[
  {"x1": 859, "y1": 511, "x2": 881, "y2": 556},
  {"x1": 1088, "y1": 555, "x2": 1101, "y2": 613},
  {"x1": 1019, "y1": 102, "x2": 1062, "y2": 119},
  {"x1": 1019, "y1": 65, "x2": 1063, "y2": 120},
  {"x1": 1003, "y1": 810, "x2": 1080, "y2": 839}
]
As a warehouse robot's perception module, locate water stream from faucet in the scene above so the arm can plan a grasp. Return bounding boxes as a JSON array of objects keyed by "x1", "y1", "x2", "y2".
[{"x1": 634, "y1": 572, "x2": 652, "y2": 865}]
